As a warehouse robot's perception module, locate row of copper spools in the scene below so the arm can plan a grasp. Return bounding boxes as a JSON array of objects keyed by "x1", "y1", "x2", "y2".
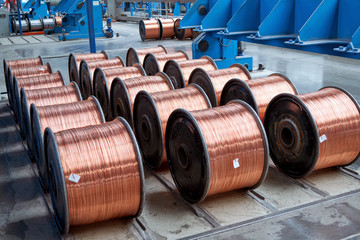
[
  {"x1": 139, "y1": 18, "x2": 197, "y2": 41},
  {"x1": 4, "y1": 46, "x2": 360, "y2": 233}
]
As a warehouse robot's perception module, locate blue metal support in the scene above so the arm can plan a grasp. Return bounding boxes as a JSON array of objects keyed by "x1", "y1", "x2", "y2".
[
  {"x1": 16, "y1": 0, "x2": 23, "y2": 35},
  {"x1": 86, "y1": 0, "x2": 96, "y2": 53},
  {"x1": 22, "y1": 0, "x2": 49, "y2": 19}
]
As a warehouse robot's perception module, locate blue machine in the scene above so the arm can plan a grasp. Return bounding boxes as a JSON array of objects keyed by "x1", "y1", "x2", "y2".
[
  {"x1": 22, "y1": 0, "x2": 49, "y2": 19},
  {"x1": 55, "y1": 0, "x2": 105, "y2": 40},
  {"x1": 173, "y1": 2, "x2": 191, "y2": 17},
  {"x1": 180, "y1": 0, "x2": 360, "y2": 70}
]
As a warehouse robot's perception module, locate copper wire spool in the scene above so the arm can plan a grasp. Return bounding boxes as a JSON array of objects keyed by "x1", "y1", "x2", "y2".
[
  {"x1": 3, "y1": 56, "x2": 43, "y2": 101},
  {"x1": 45, "y1": 117, "x2": 145, "y2": 234},
  {"x1": 189, "y1": 64, "x2": 251, "y2": 107},
  {"x1": 21, "y1": 83, "x2": 82, "y2": 158},
  {"x1": 139, "y1": 19, "x2": 161, "y2": 41},
  {"x1": 8, "y1": 63, "x2": 53, "y2": 112},
  {"x1": 79, "y1": 57, "x2": 125, "y2": 99},
  {"x1": 93, "y1": 64, "x2": 146, "y2": 120},
  {"x1": 55, "y1": 16, "x2": 62, "y2": 27},
  {"x1": 143, "y1": 50, "x2": 190, "y2": 76},
  {"x1": 14, "y1": 71, "x2": 65, "y2": 136},
  {"x1": 126, "y1": 45, "x2": 167, "y2": 67},
  {"x1": 159, "y1": 18, "x2": 175, "y2": 39},
  {"x1": 110, "y1": 72, "x2": 174, "y2": 126},
  {"x1": 220, "y1": 74, "x2": 298, "y2": 122},
  {"x1": 31, "y1": 97, "x2": 105, "y2": 190},
  {"x1": 163, "y1": 56, "x2": 218, "y2": 89},
  {"x1": 68, "y1": 50, "x2": 109, "y2": 86},
  {"x1": 165, "y1": 100, "x2": 269, "y2": 203},
  {"x1": 174, "y1": 18, "x2": 193, "y2": 40},
  {"x1": 133, "y1": 84, "x2": 211, "y2": 169},
  {"x1": 264, "y1": 87, "x2": 360, "y2": 178}
]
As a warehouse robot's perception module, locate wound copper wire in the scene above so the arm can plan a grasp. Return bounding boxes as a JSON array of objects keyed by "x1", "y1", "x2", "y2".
[
  {"x1": 46, "y1": 118, "x2": 143, "y2": 233},
  {"x1": 139, "y1": 19, "x2": 161, "y2": 41},
  {"x1": 221, "y1": 74, "x2": 298, "y2": 122},
  {"x1": 159, "y1": 18, "x2": 175, "y2": 39},
  {"x1": 189, "y1": 64, "x2": 251, "y2": 107},
  {"x1": 299, "y1": 88, "x2": 360, "y2": 171},
  {"x1": 174, "y1": 18, "x2": 193, "y2": 40},
  {"x1": 72, "y1": 52, "x2": 108, "y2": 67},
  {"x1": 165, "y1": 101, "x2": 268, "y2": 203},
  {"x1": 163, "y1": 56, "x2": 218, "y2": 88},
  {"x1": 31, "y1": 97, "x2": 105, "y2": 190},
  {"x1": 133, "y1": 84, "x2": 211, "y2": 169},
  {"x1": 143, "y1": 51, "x2": 189, "y2": 76},
  {"x1": 6, "y1": 57, "x2": 43, "y2": 69},
  {"x1": 110, "y1": 73, "x2": 174, "y2": 125},
  {"x1": 10, "y1": 63, "x2": 52, "y2": 78},
  {"x1": 264, "y1": 87, "x2": 360, "y2": 178},
  {"x1": 80, "y1": 57, "x2": 125, "y2": 99},
  {"x1": 126, "y1": 45, "x2": 167, "y2": 66}
]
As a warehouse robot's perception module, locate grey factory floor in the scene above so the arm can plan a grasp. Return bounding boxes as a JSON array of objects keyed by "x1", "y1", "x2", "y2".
[{"x1": 1, "y1": 21, "x2": 360, "y2": 240}]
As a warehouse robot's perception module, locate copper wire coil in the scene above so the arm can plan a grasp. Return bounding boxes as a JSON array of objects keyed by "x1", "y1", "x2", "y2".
[
  {"x1": 139, "y1": 19, "x2": 161, "y2": 41},
  {"x1": 264, "y1": 87, "x2": 360, "y2": 178},
  {"x1": 31, "y1": 97, "x2": 105, "y2": 190},
  {"x1": 163, "y1": 56, "x2": 218, "y2": 89},
  {"x1": 21, "y1": 83, "x2": 82, "y2": 159},
  {"x1": 174, "y1": 18, "x2": 193, "y2": 40},
  {"x1": 143, "y1": 50, "x2": 190, "y2": 76},
  {"x1": 110, "y1": 72, "x2": 174, "y2": 126},
  {"x1": 93, "y1": 64, "x2": 146, "y2": 120},
  {"x1": 8, "y1": 63, "x2": 53, "y2": 112},
  {"x1": 3, "y1": 56, "x2": 43, "y2": 99},
  {"x1": 220, "y1": 74, "x2": 298, "y2": 122},
  {"x1": 158, "y1": 18, "x2": 175, "y2": 39},
  {"x1": 55, "y1": 16, "x2": 62, "y2": 27},
  {"x1": 126, "y1": 45, "x2": 167, "y2": 66},
  {"x1": 68, "y1": 50, "x2": 109, "y2": 86},
  {"x1": 133, "y1": 84, "x2": 212, "y2": 169},
  {"x1": 189, "y1": 63, "x2": 251, "y2": 107},
  {"x1": 79, "y1": 57, "x2": 125, "y2": 99},
  {"x1": 165, "y1": 100, "x2": 269, "y2": 203},
  {"x1": 14, "y1": 71, "x2": 65, "y2": 136},
  {"x1": 45, "y1": 117, "x2": 145, "y2": 234}
]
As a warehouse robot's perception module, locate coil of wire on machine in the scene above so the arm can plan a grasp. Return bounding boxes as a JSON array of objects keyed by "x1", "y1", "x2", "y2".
[
  {"x1": 79, "y1": 57, "x2": 125, "y2": 99},
  {"x1": 220, "y1": 74, "x2": 298, "y2": 122},
  {"x1": 133, "y1": 84, "x2": 211, "y2": 169},
  {"x1": 13, "y1": 71, "x2": 65, "y2": 135},
  {"x1": 139, "y1": 19, "x2": 161, "y2": 41},
  {"x1": 8, "y1": 63, "x2": 53, "y2": 111},
  {"x1": 31, "y1": 97, "x2": 105, "y2": 190},
  {"x1": 174, "y1": 19, "x2": 193, "y2": 40},
  {"x1": 188, "y1": 64, "x2": 251, "y2": 107},
  {"x1": 126, "y1": 45, "x2": 167, "y2": 66},
  {"x1": 45, "y1": 117, "x2": 145, "y2": 234},
  {"x1": 158, "y1": 18, "x2": 175, "y2": 39},
  {"x1": 93, "y1": 64, "x2": 146, "y2": 120},
  {"x1": 143, "y1": 51, "x2": 190, "y2": 76},
  {"x1": 68, "y1": 51, "x2": 109, "y2": 85},
  {"x1": 163, "y1": 56, "x2": 218, "y2": 89},
  {"x1": 166, "y1": 100, "x2": 269, "y2": 203},
  {"x1": 264, "y1": 87, "x2": 360, "y2": 178},
  {"x1": 21, "y1": 83, "x2": 82, "y2": 157},
  {"x1": 110, "y1": 72, "x2": 174, "y2": 126}
]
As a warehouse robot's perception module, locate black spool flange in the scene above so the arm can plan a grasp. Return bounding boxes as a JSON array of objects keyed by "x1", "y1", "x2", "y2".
[
  {"x1": 143, "y1": 53, "x2": 161, "y2": 76},
  {"x1": 126, "y1": 45, "x2": 167, "y2": 67},
  {"x1": 165, "y1": 100, "x2": 269, "y2": 203}
]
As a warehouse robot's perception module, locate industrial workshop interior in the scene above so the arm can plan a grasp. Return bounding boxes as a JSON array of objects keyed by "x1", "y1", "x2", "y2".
[{"x1": 1, "y1": 0, "x2": 360, "y2": 239}]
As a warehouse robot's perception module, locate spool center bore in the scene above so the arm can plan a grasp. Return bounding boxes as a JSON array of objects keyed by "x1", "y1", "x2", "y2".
[
  {"x1": 115, "y1": 99, "x2": 124, "y2": 117},
  {"x1": 277, "y1": 118, "x2": 302, "y2": 154},
  {"x1": 281, "y1": 127, "x2": 294, "y2": 148},
  {"x1": 170, "y1": 76, "x2": 178, "y2": 88},
  {"x1": 141, "y1": 115, "x2": 152, "y2": 142},
  {"x1": 178, "y1": 144, "x2": 190, "y2": 169}
]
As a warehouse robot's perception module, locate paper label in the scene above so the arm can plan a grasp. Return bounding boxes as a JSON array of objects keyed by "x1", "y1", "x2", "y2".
[
  {"x1": 319, "y1": 134, "x2": 327, "y2": 143},
  {"x1": 39, "y1": 68, "x2": 45, "y2": 71},
  {"x1": 93, "y1": 1, "x2": 100, "y2": 6},
  {"x1": 233, "y1": 158, "x2": 240, "y2": 169},
  {"x1": 69, "y1": 173, "x2": 81, "y2": 183}
]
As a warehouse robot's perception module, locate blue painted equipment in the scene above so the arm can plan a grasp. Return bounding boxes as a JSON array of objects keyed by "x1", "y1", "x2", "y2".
[
  {"x1": 55, "y1": 0, "x2": 105, "y2": 40},
  {"x1": 173, "y1": 2, "x2": 191, "y2": 17},
  {"x1": 22, "y1": 0, "x2": 49, "y2": 19},
  {"x1": 104, "y1": 17, "x2": 113, "y2": 38},
  {"x1": 181, "y1": 0, "x2": 360, "y2": 69}
]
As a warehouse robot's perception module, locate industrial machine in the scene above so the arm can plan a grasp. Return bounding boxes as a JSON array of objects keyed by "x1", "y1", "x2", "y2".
[
  {"x1": 180, "y1": 0, "x2": 360, "y2": 70},
  {"x1": 0, "y1": 8, "x2": 10, "y2": 37}
]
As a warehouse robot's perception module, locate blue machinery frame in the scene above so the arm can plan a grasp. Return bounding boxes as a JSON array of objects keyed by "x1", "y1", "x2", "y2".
[
  {"x1": 180, "y1": 0, "x2": 360, "y2": 70},
  {"x1": 22, "y1": 0, "x2": 49, "y2": 19}
]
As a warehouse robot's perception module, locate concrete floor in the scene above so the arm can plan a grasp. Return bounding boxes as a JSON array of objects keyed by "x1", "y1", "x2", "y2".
[{"x1": 1, "y1": 22, "x2": 360, "y2": 240}]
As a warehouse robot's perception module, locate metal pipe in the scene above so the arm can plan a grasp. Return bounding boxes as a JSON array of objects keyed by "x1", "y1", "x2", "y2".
[
  {"x1": 16, "y1": 0, "x2": 22, "y2": 35},
  {"x1": 86, "y1": 0, "x2": 96, "y2": 53}
]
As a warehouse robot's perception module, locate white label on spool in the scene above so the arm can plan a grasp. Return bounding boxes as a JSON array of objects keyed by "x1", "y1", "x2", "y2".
[
  {"x1": 319, "y1": 134, "x2": 327, "y2": 143},
  {"x1": 233, "y1": 158, "x2": 240, "y2": 169},
  {"x1": 39, "y1": 68, "x2": 45, "y2": 71},
  {"x1": 69, "y1": 173, "x2": 81, "y2": 183},
  {"x1": 93, "y1": 1, "x2": 100, "y2": 6}
]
